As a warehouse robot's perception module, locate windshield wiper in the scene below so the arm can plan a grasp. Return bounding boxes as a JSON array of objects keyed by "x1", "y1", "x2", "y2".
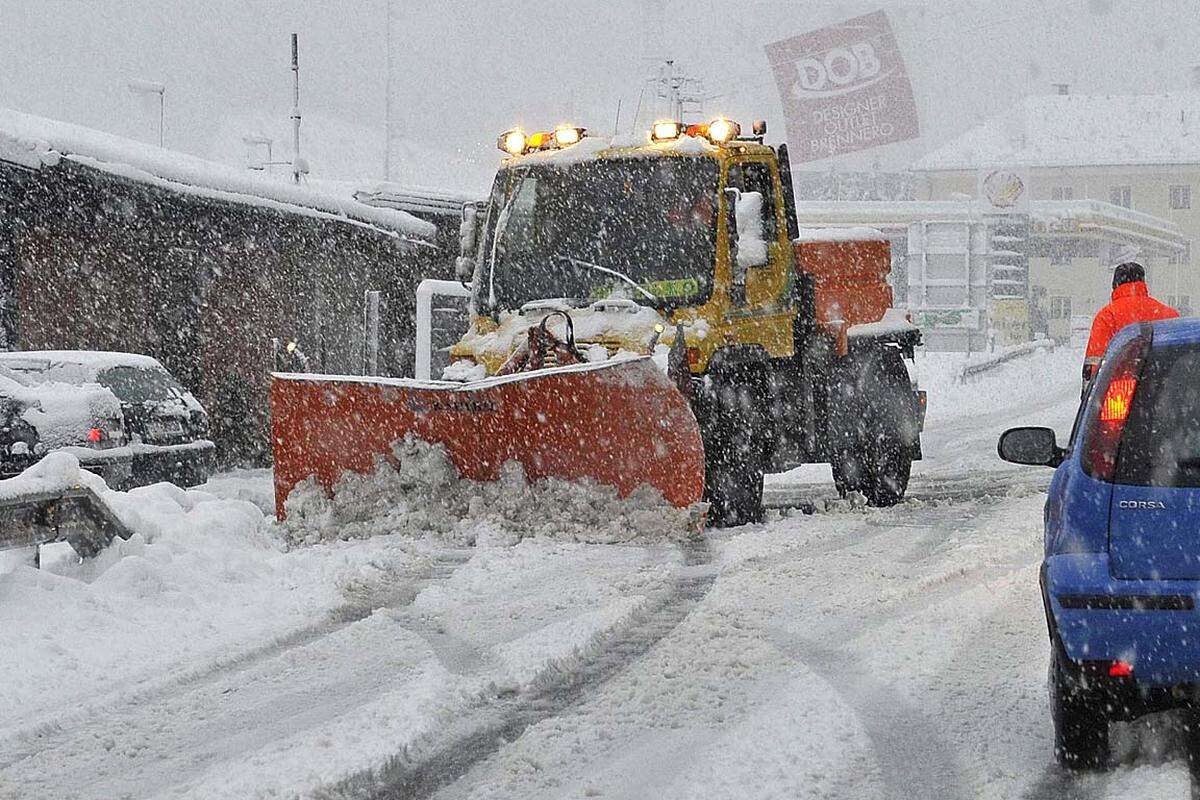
[{"x1": 557, "y1": 255, "x2": 659, "y2": 302}]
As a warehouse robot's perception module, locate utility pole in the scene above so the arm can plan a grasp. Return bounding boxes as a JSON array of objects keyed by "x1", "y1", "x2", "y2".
[
  {"x1": 384, "y1": 0, "x2": 393, "y2": 180},
  {"x1": 291, "y1": 33, "x2": 303, "y2": 184}
]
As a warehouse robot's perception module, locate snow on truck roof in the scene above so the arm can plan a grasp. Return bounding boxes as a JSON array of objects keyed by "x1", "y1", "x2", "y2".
[
  {"x1": 795, "y1": 226, "x2": 889, "y2": 243},
  {"x1": 503, "y1": 134, "x2": 745, "y2": 168},
  {"x1": 0, "y1": 107, "x2": 436, "y2": 241},
  {"x1": 914, "y1": 93, "x2": 1200, "y2": 171}
]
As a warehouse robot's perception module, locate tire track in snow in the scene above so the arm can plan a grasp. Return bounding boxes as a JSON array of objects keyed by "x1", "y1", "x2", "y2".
[
  {"x1": 793, "y1": 639, "x2": 976, "y2": 800},
  {"x1": 0, "y1": 549, "x2": 473, "y2": 780},
  {"x1": 315, "y1": 540, "x2": 716, "y2": 800}
]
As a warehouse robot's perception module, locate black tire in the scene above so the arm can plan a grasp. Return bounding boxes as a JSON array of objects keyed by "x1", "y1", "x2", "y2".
[
  {"x1": 828, "y1": 349, "x2": 917, "y2": 507},
  {"x1": 696, "y1": 370, "x2": 765, "y2": 528},
  {"x1": 1050, "y1": 648, "x2": 1109, "y2": 770}
]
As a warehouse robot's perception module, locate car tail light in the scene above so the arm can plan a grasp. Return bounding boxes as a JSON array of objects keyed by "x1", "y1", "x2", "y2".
[
  {"x1": 1081, "y1": 327, "x2": 1152, "y2": 481},
  {"x1": 1108, "y1": 660, "x2": 1134, "y2": 678}
]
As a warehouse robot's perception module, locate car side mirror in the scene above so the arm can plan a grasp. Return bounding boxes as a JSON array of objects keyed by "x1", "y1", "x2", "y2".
[
  {"x1": 998, "y1": 426, "x2": 1066, "y2": 467},
  {"x1": 723, "y1": 187, "x2": 745, "y2": 305}
]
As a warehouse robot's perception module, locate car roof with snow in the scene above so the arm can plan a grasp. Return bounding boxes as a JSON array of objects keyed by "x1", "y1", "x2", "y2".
[{"x1": 0, "y1": 350, "x2": 167, "y2": 377}]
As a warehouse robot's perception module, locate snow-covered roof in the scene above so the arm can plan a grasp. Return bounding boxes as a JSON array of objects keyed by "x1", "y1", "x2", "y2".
[
  {"x1": 0, "y1": 107, "x2": 436, "y2": 241},
  {"x1": 348, "y1": 180, "x2": 481, "y2": 218},
  {"x1": 914, "y1": 93, "x2": 1200, "y2": 171}
]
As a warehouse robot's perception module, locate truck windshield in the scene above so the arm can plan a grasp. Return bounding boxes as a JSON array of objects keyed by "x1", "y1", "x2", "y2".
[{"x1": 484, "y1": 156, "x2": 719, "y2": 311}]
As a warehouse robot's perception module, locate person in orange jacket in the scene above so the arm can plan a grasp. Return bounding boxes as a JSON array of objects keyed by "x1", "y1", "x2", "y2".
[{"x1": 1083, "y1": 262, "x2": 1179, "y2": 385}]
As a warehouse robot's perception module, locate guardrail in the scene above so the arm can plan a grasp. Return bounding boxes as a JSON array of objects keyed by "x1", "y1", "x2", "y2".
[
  {"x1": 957, "y1": 339, "x2": 1055, "y2": 383},
  {"x1": 0, "y1": 487, "x2": 130, "y2": 561}
]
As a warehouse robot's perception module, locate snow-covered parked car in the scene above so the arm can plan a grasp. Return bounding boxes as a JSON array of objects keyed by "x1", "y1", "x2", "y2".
[
  {"x1": 0, "y1": 351, "x2": 215, "y2": 487},
  {"x1": 0, "y1": 365, "x2": 132, "y2": 486}
]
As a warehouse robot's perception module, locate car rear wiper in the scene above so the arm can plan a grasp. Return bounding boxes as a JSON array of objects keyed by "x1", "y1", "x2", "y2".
[{"x1": 557, "y1": 254, "x2": 659, "y2": 302}]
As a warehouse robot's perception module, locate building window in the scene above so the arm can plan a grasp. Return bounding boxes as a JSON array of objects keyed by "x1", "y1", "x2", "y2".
[
  {"x1": 1168, "y1": 295, "x2": 1192, "y2": 315},
  {"x1": 1050, "y1": 186, "x2": 1074, "y2": 201},
  {"x1": 1169, "y1": 241, "x2": 1193, "y2": 266},
  {"x1": 1049, "y1": 296, "x2": 1073, "y2": 320},
  {"x1": 1171, "y1": 185, "x2": 1192, "y2": 210},
  {"x1": 1110, "y1": 186, "x2": 1132, "y2": 209}
]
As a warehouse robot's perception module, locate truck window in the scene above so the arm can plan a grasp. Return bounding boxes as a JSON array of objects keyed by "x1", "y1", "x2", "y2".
[{"x1": 1115, "y1": 344, "x2": 1200, "y2": 488}]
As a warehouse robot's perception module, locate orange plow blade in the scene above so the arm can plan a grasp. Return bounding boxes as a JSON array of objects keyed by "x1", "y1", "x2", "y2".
[{"x1": 269, "y1": 358, "x2": 706, "y2": 520}]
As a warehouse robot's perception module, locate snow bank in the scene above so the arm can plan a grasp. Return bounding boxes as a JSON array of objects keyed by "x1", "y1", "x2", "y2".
[
  {"x1": 0, "y1": 455, "x2": 424, "y2": 731},
  {"x1": 279, "y1": 436, "x2": 700, "y2": 547}
]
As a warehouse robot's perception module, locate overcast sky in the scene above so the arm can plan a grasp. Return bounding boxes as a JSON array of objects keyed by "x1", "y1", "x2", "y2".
[{"x1": 1, "y1": 0, "x2": 1196, "y2": 193}]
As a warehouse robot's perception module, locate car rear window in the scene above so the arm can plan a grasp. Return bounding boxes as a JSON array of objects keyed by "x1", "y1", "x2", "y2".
[
  {"x1": 97, "y1": 365, "x2": 184, "y2": 404},
  {"x1": 1116, "y1": 344, "x2": 1200, "y2": 488}
]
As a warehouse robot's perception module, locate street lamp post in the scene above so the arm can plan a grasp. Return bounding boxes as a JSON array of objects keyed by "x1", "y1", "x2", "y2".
[{"x1": 127, "y1": 79, "x2": 165, "y2": 147}]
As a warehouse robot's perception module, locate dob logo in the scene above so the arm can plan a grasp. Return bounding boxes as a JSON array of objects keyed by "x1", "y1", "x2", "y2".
[
  {"x1": 790, "y1": 42, "x2": 891, "y2": 99},
  {"x1": 765, "y1": 10, "x2": 921, "y2": 162}
]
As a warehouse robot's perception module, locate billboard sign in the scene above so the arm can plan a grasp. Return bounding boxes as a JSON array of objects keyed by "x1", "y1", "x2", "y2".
[{"x1": 765, "y1": 11, "x2": 920, "y2": 163}]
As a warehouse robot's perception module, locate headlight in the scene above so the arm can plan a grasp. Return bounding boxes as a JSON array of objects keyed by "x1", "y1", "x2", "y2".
[
  {"x1": 651, "y1": 120, "x2": 684, "y2": 142},
  {"x1": 498, "y1": 128, "x2": 527, "y2": 155},
  {"x1": 706, "y1": 117, "x2": 740, "y2": 143},
  {"x1": 553, "y1": 126, "x2": 585, "y2": 147}
]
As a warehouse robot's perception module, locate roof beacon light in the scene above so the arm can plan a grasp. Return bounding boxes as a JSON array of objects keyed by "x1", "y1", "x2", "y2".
[
  {"x1": 707, "y1": 117, "x2": 740, "y2": 144},
  {"x1": 527, "y1": 131, "x2": 556, "y2": 150},
  {"x1": 498, "y1": 128, "x2": 527, "y2": 156},
  {"x1": 651, "y1": 120, "x2": 684, "y2": 142},
  {"x1": 554, "y1": 126, "x2": 585, "y2": 147}
]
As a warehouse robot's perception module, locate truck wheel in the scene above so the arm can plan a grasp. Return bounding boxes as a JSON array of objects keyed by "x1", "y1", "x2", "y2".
[
  {"x1": 860, "y1": 350, "x2": 916, "y2": 507},
  {"x1": 829, "y1": 349, "x2": 917, "y2": 506},
  {"x1": 696, "y1": 372, "x2": 765, "y2": 528},
  {"x1": 1050, "y1": 648, "x2": 1109, "y2": 770}
]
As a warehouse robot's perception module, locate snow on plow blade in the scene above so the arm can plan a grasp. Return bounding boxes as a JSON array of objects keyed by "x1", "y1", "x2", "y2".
[{"x1": 270, "y1": 358, "x2": 706, "y2": 520}]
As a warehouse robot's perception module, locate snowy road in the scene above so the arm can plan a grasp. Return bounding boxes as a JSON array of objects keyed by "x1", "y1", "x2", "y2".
[{"x1": 2, "y1": 345, "x2": 1195, "y2": 798}]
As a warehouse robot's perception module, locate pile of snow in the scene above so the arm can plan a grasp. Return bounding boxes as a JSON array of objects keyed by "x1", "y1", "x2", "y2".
[
  {"x1": 0, "y1": 453, "x2": 421, "y2": 729},
  {"x1": 279, "y1": 435, "x2": 700, "y2": 548}
]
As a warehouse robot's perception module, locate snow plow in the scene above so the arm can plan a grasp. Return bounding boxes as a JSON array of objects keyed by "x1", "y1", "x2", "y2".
[
  {"x1": 270, "y1": 357, "x2": 705, "y2": 519},
  {"x1": 271, "y1": 117, "x2": 923, "y2": 526}
]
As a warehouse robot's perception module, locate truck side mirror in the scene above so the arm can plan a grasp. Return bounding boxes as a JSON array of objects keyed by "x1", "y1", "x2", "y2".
[
  {"x1": 724, "y1": 187, "x2": 745, "y2": 305},
  {"x1": 998, "y1": 426, "x2": 1066, "y2": 467},
  {"x1": 456, "y1": 203, "x2": 480, "y2": 283},
  {"x1": 734, "y1": 191, "x2": 769, "y2": 269}
]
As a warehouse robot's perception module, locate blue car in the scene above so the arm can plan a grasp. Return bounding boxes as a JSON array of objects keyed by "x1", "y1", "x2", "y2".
[{"x1": 999, "y1": 317, "x2": 1200, "y2": 769}]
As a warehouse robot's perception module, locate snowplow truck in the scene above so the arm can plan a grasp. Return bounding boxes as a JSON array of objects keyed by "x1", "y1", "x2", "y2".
[{"x1": 270, "y1": 118, "x2": 923, "y2": 527}]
